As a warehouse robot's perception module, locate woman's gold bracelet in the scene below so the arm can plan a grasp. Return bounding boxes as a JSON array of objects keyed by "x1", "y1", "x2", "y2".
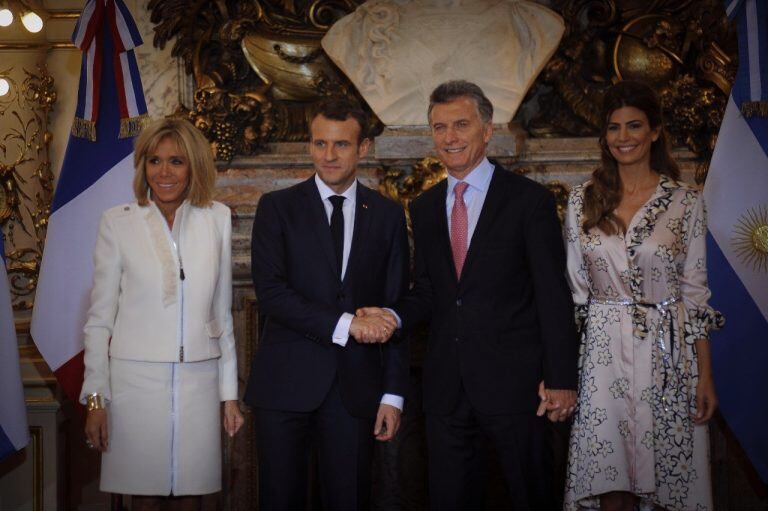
[{"x1": 86, "y1": 393, "x2": 105, "y2": 411}]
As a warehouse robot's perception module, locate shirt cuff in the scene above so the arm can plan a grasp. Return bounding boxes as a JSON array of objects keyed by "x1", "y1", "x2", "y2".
[
  {"x1": 380, "y1": 393, "x2": 404, "y2": 411},
  {"x1": 332, "y1": 312, "x2": 354, "y2": 347},
  {"x1": 383, "y1": 308, "x2": 403, "y2": 329}
]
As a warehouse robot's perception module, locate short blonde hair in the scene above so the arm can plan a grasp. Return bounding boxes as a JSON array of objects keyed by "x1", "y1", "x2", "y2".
[{"x1": 133, "y1": 118, "x2": 216, "y2": 207}]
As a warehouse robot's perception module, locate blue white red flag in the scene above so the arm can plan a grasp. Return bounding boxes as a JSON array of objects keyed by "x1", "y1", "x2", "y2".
[
  {"x1": 0, "y1": 235, "x2": 29, "y2": 461},
  {"x1": 31, "y1": 0, "x2": 148, "y2": 406},
  {"x1": 704, "y1": 0, "x2": 768, "y2": 483}
]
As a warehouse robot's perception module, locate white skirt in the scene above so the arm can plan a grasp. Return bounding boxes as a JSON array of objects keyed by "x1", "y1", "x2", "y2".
[{"x1": 100, "y1": 357, "x2": 222, "y2": 496}]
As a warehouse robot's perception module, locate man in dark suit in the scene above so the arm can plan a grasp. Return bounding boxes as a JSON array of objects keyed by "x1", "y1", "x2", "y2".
[
  {"x1": 360, "y1": 80, "x2": 579, "y2": 510},
  {"x1": 244, "y1": 99, "x2": 409, "y2": 511}
]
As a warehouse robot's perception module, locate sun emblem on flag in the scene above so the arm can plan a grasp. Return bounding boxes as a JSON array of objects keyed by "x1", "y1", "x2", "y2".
[{"x1": 732, "y1": 205, "x2": 768, "y2": 273}]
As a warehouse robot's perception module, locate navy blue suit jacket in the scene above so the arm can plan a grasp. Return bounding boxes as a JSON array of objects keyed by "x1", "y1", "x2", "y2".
[
  {"x1": 244, "y1": 177, "x2": 410, "y2": 418},
  {"x1": 394, "y1": 163, "x2": 578, "y2": 415}
]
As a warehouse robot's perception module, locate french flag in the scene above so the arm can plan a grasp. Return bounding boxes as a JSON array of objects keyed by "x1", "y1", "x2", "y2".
[
  {"x1": 0, "y1": 235, "x2": 29, "y2": 461},
  {"x1": 704, "y1": 0, "x2": 768, "y2": 483},
  {"x1": 30, "y1": 0, "x2": 148, "y2": 407}
]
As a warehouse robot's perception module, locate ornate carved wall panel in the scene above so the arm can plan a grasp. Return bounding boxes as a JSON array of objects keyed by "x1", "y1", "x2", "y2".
[
  {"x1": 526, "y1": 0, "x2": 736, "y2": 181},
  {"x1": 0, "y1": 54, "x2": 56, "y2": 310},
  {"x1": 148, "y1": 0, "x2": 736, "y2": 172},
  {"x1": 148, "y1": 0, "x2": 368, "y2": 160}
]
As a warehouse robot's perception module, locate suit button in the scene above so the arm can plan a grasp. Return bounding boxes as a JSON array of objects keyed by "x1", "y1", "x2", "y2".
[
  {"x1": 454, "y1": 336, "x2": 460, "y2": 342},
  {"x1": 337, "y1": 292, "x2": 345, "y2": 301},
  {"x1": 456, "y1": 298, "x2": 462, "y2": 306}
]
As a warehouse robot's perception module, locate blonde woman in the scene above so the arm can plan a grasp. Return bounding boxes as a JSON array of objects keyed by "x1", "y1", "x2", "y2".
[{"x1": 81, "y1": 118, "x2": 243, "y2": 510}]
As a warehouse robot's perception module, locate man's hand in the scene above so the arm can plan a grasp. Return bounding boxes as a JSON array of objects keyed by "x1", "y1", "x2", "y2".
[
  {"x1": 536, "y1": 381, "x2": 577, "y2": 422},
  {"x1": 374, "y1": 403, "x2": 401, "y2": 441},
  {"x1": 350, "y1": 315, "x2": 394, "y2": 343},
  {"x1": 350, "y1": 307, "x2": 398, "y2": 343},
  {"x1": 356, "y1": 307, "x2": 398, "y2": 328},
  {"x1": 85, "y1": 409, "x2": 109, "y2": 452}
]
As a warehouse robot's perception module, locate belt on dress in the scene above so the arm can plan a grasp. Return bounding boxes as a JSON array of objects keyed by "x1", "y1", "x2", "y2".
[{"x1": 588, "y1": 295, "x2": 683, "y2": 412}]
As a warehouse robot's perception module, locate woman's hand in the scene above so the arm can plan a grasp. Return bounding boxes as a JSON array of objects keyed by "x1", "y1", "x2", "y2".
[
  {"x1": 223, "y1": 400, "x2": 244, "y2": 437},
  {"x1": 694, "y1": 374, "x2": 718, "y2": 424},
  {"x1": 694, "y1": 339, "x2": 717, "y2": 424},
  {"x1": 85, "y1": 409, "x2": 109, "y2": 452}
]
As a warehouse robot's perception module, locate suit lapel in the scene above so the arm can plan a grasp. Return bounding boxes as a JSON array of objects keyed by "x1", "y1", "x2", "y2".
[
  {"x1": 460, "y1": 166, "x2": 505, "y2": 282},
  {"x1": 300, "y1": 177, "x2": 340, "y2": 278},
  {"x1": 343, "y1": 182, "x2": 373, "y2": 287}
]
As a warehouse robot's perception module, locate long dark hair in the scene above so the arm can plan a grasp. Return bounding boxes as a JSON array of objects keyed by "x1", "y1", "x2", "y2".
[{"x1": 582, "y1": 81, "x2": 680, "y2": 235}]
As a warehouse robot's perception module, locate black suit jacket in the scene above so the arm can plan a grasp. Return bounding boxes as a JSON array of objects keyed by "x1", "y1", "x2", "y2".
[
  {"x1": 244, "y1": 177, "x2": 410, "y2": 418},
  {"x1": 394, "y1": 163, "x2": 578, "y2": 415}
]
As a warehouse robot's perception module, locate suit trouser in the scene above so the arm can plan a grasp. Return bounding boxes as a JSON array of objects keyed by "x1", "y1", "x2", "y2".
[
  {"x1": 254, "y1": 379, "x2": 375, "y2": 511},
  {"x1": 426, "y1": 385, "x2": 553, "y2": 511}
]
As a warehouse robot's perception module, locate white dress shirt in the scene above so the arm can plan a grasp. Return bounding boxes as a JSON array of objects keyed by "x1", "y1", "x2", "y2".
[
  {"x1": 314, "y1": 175, "x2": 403, "y2": 410},
  {"x1": 445, "y1": 157, "x2": 495, "y2": 245}
]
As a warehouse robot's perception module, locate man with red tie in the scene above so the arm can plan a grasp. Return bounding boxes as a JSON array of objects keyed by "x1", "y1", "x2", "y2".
[{"x1": 360, "y1": 80, "x2": 579, "y2": 510}]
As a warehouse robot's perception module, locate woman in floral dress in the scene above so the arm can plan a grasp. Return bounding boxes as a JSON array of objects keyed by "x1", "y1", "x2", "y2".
[{"x1": 563, "y1": 81, "x2": 723, "y2": 511}]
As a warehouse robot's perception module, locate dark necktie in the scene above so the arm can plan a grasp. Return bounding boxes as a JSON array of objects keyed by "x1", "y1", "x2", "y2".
[{"x1": 329, "y1": 195, "x2": 346, "y2": 277}]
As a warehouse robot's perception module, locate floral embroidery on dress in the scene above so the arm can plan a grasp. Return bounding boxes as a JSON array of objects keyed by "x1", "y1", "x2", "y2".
[{"x1": 564, "y1": 179, "x2": 722, "y2": 511}]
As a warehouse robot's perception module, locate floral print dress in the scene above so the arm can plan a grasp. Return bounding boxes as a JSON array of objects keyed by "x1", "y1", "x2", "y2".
[{"x1": 563, "y1": 176, "x2": 723, "y2": 510}]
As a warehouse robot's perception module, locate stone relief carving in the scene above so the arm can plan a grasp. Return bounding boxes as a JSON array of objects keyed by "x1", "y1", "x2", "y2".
[{"x1": 322, "y1": 0, "x2": 565, "y2": 126}]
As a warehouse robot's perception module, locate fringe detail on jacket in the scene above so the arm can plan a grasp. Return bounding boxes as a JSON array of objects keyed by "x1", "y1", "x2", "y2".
[{"x1": 144, "y1": 207, "x2": 178, "y2": 308}]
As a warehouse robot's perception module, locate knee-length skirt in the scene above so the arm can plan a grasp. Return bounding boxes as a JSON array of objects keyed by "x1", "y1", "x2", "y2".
[{"x1": 100, "y1": 357, "x2": 222, "y2": 496}]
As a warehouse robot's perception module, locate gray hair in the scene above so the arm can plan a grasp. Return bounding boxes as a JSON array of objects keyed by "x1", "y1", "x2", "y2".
[{"x1": 427, "y1": 80, "x2": 493, "y2": 124}]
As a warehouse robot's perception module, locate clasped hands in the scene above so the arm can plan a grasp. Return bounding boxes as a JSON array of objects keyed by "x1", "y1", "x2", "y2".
[
  {"x1": 537, "y1": 381, "x2": 577, "y2": 422},
  {"x1": 350, "y1": 307, "x2": 397, "y2": 343}
]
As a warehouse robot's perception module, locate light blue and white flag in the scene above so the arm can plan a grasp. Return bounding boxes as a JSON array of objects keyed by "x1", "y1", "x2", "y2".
[
  {"x1": 704, "y1": 0, "x2": 768, "y2": 483},
  {"x1": 0, "y1": 235, "x2": 29, "y2": 461}
]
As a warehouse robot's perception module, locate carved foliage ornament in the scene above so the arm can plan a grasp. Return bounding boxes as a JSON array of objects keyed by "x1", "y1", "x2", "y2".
[
  {"x1": 0, "y1": 66, "x2": 55, "y2": 310},
  {"x1": 527, "y1": 0, "x2": 736, "y2": 180},
  {"x1": 148, "y1": 0, "x2": 365, "y2": 161}
]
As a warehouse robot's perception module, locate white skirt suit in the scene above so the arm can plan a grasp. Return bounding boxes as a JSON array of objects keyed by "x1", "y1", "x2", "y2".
[{"x1": 79, "y1": 200, "x2": 237, "y2": 496}]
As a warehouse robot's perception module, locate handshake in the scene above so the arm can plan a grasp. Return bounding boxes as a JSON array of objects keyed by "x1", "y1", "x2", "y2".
[{"x1": 350, "y1": 307, "x2": 397, "y2": 344}]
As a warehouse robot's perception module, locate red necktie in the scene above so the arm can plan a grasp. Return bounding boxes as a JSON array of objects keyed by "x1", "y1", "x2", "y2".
[{"x1": 450, "y1": 182, "x2": 469, "y2": 277}]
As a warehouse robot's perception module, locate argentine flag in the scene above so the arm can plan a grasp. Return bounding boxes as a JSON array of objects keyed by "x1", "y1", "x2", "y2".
[
  {"x1": 704, "y1": 0, "x2": 768, "y2": 483},
  {"x1": 0, "y1": 235, "x2": 29, "y2": 461},
  {"x1": 31, "y1": 0, "x2": 147, "y2": 406}
]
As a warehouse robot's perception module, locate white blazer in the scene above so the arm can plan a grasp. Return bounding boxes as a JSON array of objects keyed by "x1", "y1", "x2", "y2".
[{"x1": 79, "y1": 200, "x2": 237, "y2": 403}]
